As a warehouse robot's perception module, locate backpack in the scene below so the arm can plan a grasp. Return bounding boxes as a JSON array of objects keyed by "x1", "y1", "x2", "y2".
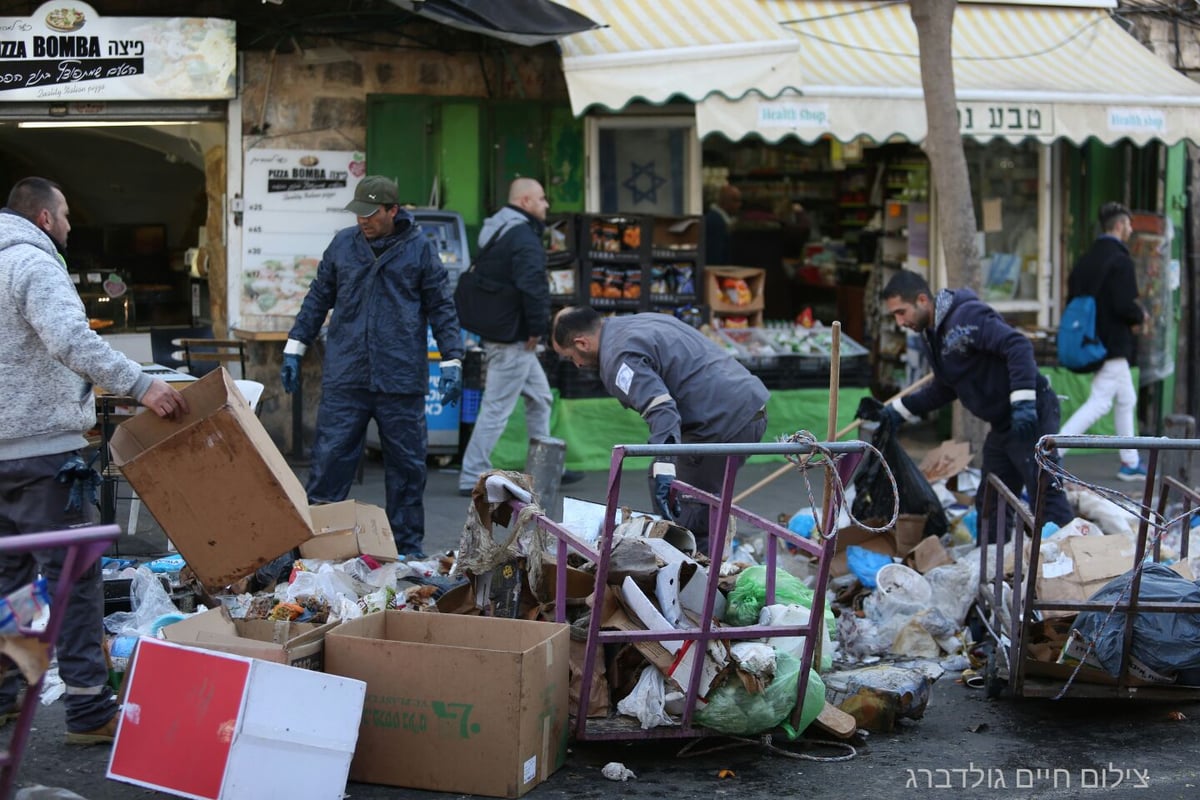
[{"x1": 1057, "y1": 295, "x2": 1107, "y2": 372}]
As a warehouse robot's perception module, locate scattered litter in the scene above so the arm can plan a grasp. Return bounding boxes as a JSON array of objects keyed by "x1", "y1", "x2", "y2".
[
  {"x1": 717, "y1": 769, "x2": 736, "y2": 779},
  {"x1": 601, "y1": 762, "x2": 636, "y2": 781},
  {"x1": 1168, "y1": 711, "x2": 1187, "y2": 721},
  {"x1": 39, "y1": 665, "x2": 64, "y2": 706},
  {"x1": 15, "y1": 786, "x2": 89, "y2": 800}
]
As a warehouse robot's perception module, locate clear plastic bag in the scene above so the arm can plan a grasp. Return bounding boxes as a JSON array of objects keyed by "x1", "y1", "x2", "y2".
[{"x1": 103, "y1": 567, "x2": 180, "y2": 637}]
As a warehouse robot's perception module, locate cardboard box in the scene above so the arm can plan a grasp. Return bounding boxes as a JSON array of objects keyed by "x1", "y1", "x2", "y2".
[
  {"x1": 705, "y1": 266, "x2": 765, "y2": 314},
  {"x1": 1036, "y1": 534, "x2": 1134, "y2": 619},
  {"x1": 829, "y1": 516, "x2": 925, "y2": 577},
  {"x1": 302, "y1": 500, "x2": 398, "y2": 562},
  {"x1": 108, "y1": 637, "x2": 365, "y2": 799},
  {"x1": 109, "y1": 369, "x2": 313, "y2": 591},
  {"x1": 160, "y1": 606, "x2": 339, "y2": 671},
  {"x1": 905, "y1": 536, "x2": 955, "y2": 574},
  {"x1": 326, "y1": 611, "x2": 569, "y2": 798}
]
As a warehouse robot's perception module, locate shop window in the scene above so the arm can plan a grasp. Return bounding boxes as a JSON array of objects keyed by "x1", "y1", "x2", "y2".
[
  {"x1": 588, "y1": 116, "x2": 699, "y2": 215},
  {"x1": 966, "y1": 140, "x2": 1043, "y2": 305}
]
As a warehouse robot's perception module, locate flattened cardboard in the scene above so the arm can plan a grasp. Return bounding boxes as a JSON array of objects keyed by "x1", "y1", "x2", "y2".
[
  {"x1": 302, "y1": 500, "x2": 398, "y2": 562},
  {"x1": 918, "y1": 441, "x2": 973, "y2": 483},
  {"x1": 108, "y1": 637, "x2": 364, "y2": 799},
  {"x1": 160, "y1": 606, "x2": 339, "y2": 671},
  {"x1": 325, "y1": 611, "x2": 569, "y2": 798},
  {"x1": 905, "y1": 537, "x2": 955, "y2": 574},
  {"x1": 109, "y1": 369, "x2": 313, "y2": 591},
  {"x1": 1036, "y1": 534, "x2": 1134, "y2": 618}
]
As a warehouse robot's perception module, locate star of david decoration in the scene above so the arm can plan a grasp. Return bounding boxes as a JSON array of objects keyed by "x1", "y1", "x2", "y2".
[{"x1": 622, "y1": 160, "x2": 667, "y2": 205}]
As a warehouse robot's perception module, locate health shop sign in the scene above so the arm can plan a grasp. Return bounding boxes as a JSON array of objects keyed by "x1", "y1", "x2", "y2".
[{"x1": 0, "y1": 2, "x2": 235, "y2": 101}]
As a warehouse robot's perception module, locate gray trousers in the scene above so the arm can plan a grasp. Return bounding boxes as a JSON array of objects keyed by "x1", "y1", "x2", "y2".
[
  {"x1": 654, "y1": 411, "x2": 769, "y2": 557},
  {"x1": 0, "y1": 453, "x2": 117, "y2": 732},
  {"x1": 458, "y1": 342, "x2": 553, "y2": 491}
]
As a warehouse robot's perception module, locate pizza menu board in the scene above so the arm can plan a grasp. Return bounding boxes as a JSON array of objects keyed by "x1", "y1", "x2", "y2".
[
  {"x1": 0, "y1": 1, "x2": 235, "y2": 101},
  {"x1": 240, "y1": 148, "x2": 366, "y2": 320}
]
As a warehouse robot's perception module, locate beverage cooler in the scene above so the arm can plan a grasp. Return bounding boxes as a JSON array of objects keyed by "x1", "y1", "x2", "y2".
[{"x1": 367, "y1": 209, "x2": 470, "y2": 458}]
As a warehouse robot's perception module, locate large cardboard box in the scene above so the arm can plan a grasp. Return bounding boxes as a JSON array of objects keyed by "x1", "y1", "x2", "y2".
[
  {"x1": 302, "y1": 500, "x2": 398, "y2": 562},
  {"x1": 108, "y1": 637, "x2": 365, "y2": 799},
  {"x1": 109, "y1": 369, "x2": 313, "y2": 591},
  {"x1": 326, "y1": 611, "x2": 569, "y2": 798},
  {"x1": 829, "y1": 515, "x2": 925, "y2": 577},
  {"x1": 160, "y1": 605, "x2": 339, "y2": 670},
  {"x1": 1036, "y1": 534, "x2": 1134, "y2": 618}
]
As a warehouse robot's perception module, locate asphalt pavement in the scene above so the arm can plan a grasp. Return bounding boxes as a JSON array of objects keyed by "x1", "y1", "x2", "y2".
[{"x1": 10, "y1": 422, "x2": 1200, "y2": 799}]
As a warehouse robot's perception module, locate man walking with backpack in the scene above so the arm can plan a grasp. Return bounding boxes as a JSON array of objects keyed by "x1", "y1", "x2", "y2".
[{"x1": 1058, "y1": 202, "x2": 1148, "y2": 481}]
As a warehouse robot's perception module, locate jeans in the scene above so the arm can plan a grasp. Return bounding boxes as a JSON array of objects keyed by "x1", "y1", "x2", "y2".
[
  {"x1": 0, "y1": 453, "x2": 117, "y2": 733},
  {"x1": 458, "y1": 342, "x2": 553, "y2": 491},
  {"x1": 1058, "y1": 357, "x2": 1139, "y2": 467},
  {"x1": 306, "y1": 387, "x2": 428, "y2": 555}
]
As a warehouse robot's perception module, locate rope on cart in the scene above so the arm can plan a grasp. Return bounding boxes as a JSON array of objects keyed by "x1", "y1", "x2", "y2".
[
  {"x1": 676, "y1": 733, "x2": 858, "y2": 762},
  {"x1": 778, "y1": 430, "x2": 899, "y2": 538},
  {"x1": 1032, "y1": 449, "x2": 1195, "y2": 699}
]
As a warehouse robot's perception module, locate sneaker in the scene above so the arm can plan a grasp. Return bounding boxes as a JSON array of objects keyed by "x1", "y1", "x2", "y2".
[
  {"x1": 561, "y1": 470, "x2": 584, "y2": 486},
  {"x1": 1117, "y1": 463, "x2": 1148, "y2": 482},
  {"x1": 65, "y1": 713, "x2": 118, "y2": 745}
]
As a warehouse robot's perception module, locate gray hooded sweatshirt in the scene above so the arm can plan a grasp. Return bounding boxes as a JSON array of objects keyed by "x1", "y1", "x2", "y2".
[{"x1": 0, "y1": 209, "x2": 151, "y2": 460}]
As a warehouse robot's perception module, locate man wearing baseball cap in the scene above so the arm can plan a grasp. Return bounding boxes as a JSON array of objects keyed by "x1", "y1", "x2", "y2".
[{"x1": 280, "y1": 175, "x2": 463, "y2": 558}]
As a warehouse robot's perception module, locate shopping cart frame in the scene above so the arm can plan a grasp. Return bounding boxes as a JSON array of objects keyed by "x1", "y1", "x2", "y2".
[
  {"x1": 0, "y1": 524, "x2": 120, "y2": 799},
  {"x1": 978, "y1": 435, "x2": 1200, "y2": 700},
  {"x1": 497, "y1": 440, "x2": 870, "y2": 741}
]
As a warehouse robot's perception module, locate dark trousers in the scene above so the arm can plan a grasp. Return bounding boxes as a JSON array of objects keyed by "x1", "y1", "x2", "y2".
[
  {"x1": 0, "y1": 453, "x2": 117, "y2": 732},
  {"x1": 976, "y1": 380, "x2": 1074, "y2": 531},
  {"x1": 653, "y1": 411, "x2": 769, "y2": 557},
  {"x1": 306, "y1": 387, "x2": 428, "y2": 555}
]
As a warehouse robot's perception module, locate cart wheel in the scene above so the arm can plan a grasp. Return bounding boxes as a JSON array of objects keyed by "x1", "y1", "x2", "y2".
[{"x1": 984, "y1": 647, "x2": 1005, "y2": 700}]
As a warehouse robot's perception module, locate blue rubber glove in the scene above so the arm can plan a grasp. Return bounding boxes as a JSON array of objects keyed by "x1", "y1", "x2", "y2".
[
  {"x1": 439, "y1": 363, "x2": 462, "y2": 407},
  {"x1": 652, "y1": 462, "x2": 681, "y2": 520},
  {"x1": 55, "y1": 454, "x2": 100, "y2": 513},
  {"x1": 1010, "y1": 399, "x2": 1038, "y2": 440},
  {"x1": 280, "y1": 353, "x2": 302, "y2": 394}
]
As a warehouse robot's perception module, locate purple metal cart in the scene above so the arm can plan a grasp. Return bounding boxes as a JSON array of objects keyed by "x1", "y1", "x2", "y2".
[
  {"x1": 978, "y1": 435, "x2": 1200, "y2": 700},
  {"x1": 503, "y1": 439, "x2": 870, "y2": 741},
  {"x1": 0, "y1": 524, "x2": 121, "y2": 798}
]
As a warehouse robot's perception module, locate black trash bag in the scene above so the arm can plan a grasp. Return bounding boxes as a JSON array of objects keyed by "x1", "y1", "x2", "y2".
[
  {"x1": 1072, "y1": 562, "x2": 1200, "y2": 676},
  {"x1": 851, "y1": 396, "x2": 948, "y2": 541}
]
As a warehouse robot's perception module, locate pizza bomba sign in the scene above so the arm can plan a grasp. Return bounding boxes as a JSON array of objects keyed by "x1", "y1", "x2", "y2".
[{"x1": 0, "y1": 2, "x2": 235, "y2": 101}]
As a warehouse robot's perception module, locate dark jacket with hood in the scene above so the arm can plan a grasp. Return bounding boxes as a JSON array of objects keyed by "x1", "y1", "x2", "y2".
[
  {"x1": 1067, "y1": 235, "x2": 1143, "y2": 364},
  {"x1": 469, "y1": 205, "x2": 549, "y2": 343},
  {"x1": 902, "y1": 288, "x2": 1042, "y2": 428},
  {"x1": 289, "y1": 208, "x2": 463, "y2": 393}
]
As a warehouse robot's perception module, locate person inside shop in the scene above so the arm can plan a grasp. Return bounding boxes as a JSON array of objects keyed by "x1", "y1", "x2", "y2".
[
  {"x1": 1057, "y1": 201, "x2": 1148, "y2": 481},
  {"x1": 551, "y1": 306, "x2": 768, "y2": 555},
  {"x1": 280, "y1": 175, "x2": 464, "y2": 558},
  {"x1": 0, "y1": 176, "x2": 190, "y2": 745},
  {"x1": 876, "y1": 270, "x2": 1073, "y2": 529},
  {"x1": 456, "y1": 178, "x2": 582, "y2": 496},
  {"x1": 704, "y1": 183, "x2": 741, "y2": 265}
]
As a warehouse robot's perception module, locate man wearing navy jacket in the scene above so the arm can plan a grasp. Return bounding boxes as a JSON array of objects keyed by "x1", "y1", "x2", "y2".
[{"x1": 881, "y1": 270, "x2": 1073, "y2": 529}]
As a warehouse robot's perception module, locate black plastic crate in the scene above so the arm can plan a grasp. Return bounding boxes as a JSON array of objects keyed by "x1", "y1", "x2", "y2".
[
  {"x1": 103, "y1": 575, "x2": 173, "y2": 615},
  {"x1": 745, "y1": 356, "x2": 871, "y2": 390}
]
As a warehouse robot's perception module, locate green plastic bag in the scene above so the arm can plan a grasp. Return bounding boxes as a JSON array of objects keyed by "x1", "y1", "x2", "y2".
[
  {"x1": 724, "y1": 565, "x2": 837, "y2": 641},
  {"x1": 695, "y1": 650, "x2": 826, "y2": 736}
]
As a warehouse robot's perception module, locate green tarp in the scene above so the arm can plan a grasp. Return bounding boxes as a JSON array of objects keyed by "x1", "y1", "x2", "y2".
[{"x1": 490, "y1": 387, "x2": 873, "y2": 472}]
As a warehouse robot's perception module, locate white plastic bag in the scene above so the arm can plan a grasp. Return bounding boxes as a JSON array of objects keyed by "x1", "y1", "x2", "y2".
[
  {"x1": 759, "y1": 603, "x2": 835, "y2": 671},
  {"x1": 616, "y1": 666, "x2": 677, "y2": 729}
]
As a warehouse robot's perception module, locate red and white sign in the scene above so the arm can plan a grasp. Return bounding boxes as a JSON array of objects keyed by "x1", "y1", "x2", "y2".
[{"x1": 108, "y1": 637, "x2": 365, "y2": 800}]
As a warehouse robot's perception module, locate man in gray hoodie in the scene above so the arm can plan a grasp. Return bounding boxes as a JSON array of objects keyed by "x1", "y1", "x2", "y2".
[{"x1": 0, "y1": 177, "x2": 187, "y2": 745}]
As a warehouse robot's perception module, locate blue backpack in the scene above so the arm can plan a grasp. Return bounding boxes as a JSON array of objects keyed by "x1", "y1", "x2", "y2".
[{"x1": 1057, "y1": 295, "x2": 1107, "y2": 372}]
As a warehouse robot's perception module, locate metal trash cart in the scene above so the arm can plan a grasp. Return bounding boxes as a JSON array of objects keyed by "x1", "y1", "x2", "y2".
[
  {"x1": 0, "y1": 524, "x2": 120, "y2": 798},
  {"x1": 492, "y1": 438, "x2": 879, "y2": 741},
  {"x1": 977, "y1": 435, "x2": 1200, "y2": 700}
]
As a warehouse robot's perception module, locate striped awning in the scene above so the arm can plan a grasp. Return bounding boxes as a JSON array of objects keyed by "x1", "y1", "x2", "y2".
[
  {"x1": 696, "y1": 1, "x2": 1200, "y2": 145},
  {"x1": 556, "y1": 0, "x2": 804, "y2": 115}
]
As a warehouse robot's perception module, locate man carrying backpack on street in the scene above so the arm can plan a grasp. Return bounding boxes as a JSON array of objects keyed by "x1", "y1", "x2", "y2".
[{"x1": 1058, "y1": 202, "x2": 1148, "y2": 481}]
